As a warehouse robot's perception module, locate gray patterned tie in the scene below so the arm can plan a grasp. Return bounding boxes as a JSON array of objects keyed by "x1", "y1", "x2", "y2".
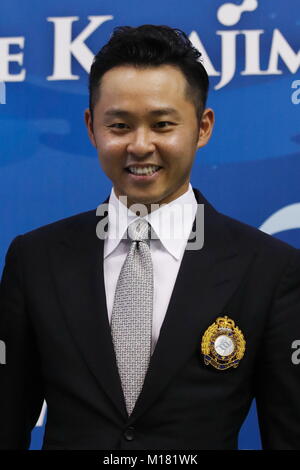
[{"x1": 111, "y1": 218, "x2": 153, "y2": 416}]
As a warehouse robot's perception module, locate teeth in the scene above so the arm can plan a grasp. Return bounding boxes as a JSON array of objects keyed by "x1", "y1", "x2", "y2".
[{"x1": 128, "y1": 165, "x2": 160, "y2": 175}]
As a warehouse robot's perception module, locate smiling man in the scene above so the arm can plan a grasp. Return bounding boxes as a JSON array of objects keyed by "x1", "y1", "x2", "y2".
[
  {"x1": 85, "y1": 63, "x2": 213, "y2": 209},
  {"x1": 0, "y1": 25, "x2": 300, "y2": 450}
]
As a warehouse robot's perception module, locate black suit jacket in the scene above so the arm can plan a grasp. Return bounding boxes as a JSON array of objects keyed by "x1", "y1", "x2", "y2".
[{"x1": 1, "y1": 188, "x2": 300, "y2": 450}]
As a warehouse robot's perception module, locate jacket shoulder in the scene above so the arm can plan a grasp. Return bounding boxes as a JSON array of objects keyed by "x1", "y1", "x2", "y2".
[
  {"x1": 219, "y1": 211, "x2": 298, "y2": 257},
  {"x1": 193, "y1": 187, "x2": 298, "y2": 257},
  {"x1": 18, "y1": 209, "x2": 99, "y2": 244}
]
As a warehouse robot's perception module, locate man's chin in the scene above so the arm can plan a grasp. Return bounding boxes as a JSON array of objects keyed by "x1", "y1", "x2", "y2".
[{"x1": 125, "y1": 193, "x2": 167, "y2": 213}]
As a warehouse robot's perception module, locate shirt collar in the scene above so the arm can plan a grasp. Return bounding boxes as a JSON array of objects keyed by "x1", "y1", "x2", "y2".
[{"x1": 103, "y1": 183, "x2": 198, "y2": 260}]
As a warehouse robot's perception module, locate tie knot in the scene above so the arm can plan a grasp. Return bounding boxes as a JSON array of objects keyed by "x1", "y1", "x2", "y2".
[{"x1": 127, "y1": 219, "x2": 150, "y2": 242}]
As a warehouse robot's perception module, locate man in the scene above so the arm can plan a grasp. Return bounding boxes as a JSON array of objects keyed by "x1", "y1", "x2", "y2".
[{"x1": 0, "y1": 24, "x2": 300, "y2": 450}]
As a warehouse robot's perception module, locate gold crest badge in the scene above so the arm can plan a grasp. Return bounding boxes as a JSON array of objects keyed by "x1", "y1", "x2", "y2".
[{"x1": 201, "y1": 316, "x2": 246, "y2": 370}]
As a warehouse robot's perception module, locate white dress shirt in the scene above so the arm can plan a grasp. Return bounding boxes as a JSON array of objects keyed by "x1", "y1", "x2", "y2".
[{"x1": 103, "y1": 183, "x2": 198, "y2": 355}]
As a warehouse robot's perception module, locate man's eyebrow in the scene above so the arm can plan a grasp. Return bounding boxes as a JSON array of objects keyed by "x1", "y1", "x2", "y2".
[{"x1": 103, "y1": 108, "x2": 181, "y2": 118}]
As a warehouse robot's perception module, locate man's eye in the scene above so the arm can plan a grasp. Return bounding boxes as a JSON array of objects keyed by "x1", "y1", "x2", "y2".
[
  {"x1": 155, "y1": 121, "x2": 173, "y2": 128},
  {"x1": 108, "y1": 123, "x2": 128, "y2": 129}
]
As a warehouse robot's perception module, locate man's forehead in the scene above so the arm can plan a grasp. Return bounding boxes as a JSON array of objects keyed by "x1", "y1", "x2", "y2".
[
  {"x1": 96, "y1": 65, "x2": 192, "y2": 115},
  {"x1": 100, "y1": 64, "x2": 187, "y2": 92}
]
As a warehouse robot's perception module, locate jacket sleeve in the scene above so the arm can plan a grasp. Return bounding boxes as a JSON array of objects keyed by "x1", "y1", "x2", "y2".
[
  {"x1": 254, "y1": 248, "x2": 300, "y2": 449},
  {"x1": 0, "y1": 236, "x2": 44, "y2": 449}
]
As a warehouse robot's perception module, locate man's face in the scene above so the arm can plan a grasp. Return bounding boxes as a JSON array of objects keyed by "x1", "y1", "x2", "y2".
[{"x1": 85, "y1": 64, "x2": 214, "y2": 209}]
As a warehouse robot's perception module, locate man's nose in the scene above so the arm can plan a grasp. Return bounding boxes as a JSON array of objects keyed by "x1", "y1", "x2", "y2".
[{"x1": 126, "y1": 127, "x2": 156, "y2": 156}]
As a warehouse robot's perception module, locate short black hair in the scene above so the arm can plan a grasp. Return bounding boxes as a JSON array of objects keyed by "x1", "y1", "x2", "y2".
[{"x1": 89, "y1": 25, "x2": 209, "y2": 126}]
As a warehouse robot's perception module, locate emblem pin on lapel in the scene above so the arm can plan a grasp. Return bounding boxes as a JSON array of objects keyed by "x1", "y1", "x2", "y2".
[{"x1": 201, "y1": 316, "x2": 246, "y2": 370}]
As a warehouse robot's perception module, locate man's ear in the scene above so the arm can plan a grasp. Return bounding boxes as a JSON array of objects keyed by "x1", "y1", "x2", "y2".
[
  {"x1": 84, "y1": 109, "x2": 97, "y2": 148},
  {"x1": 196, "y1": 108, "x2": 215, "y2": 149}
]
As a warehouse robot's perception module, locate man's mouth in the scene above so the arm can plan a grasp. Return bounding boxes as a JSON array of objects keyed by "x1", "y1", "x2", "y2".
[{"x1": 125, "y1": 165, "x2": 162, "y2": 176}]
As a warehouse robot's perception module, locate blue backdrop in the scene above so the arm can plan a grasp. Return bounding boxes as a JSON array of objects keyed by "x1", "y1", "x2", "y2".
[{"x1": 1, "y1": 0, "x2": 299, "y2": 450}]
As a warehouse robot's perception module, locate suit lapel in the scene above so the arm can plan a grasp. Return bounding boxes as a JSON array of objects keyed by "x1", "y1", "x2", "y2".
[
  {"x1": 50, "y1": 188, "x2": 257, "y2": 423},
  {"x1": 50, "y1": 204, "x2": 128, "y2": 421},
  {"x1": 128, "y1": 189, "x2": 257, "y2": 423}
]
